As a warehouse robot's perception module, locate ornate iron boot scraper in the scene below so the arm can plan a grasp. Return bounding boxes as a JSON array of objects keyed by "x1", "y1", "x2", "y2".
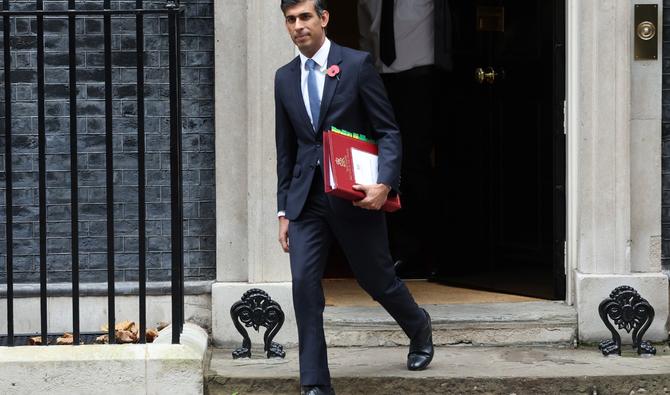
[
  {"x1": 230, "y1": 289, "x2": 286, "y2": 359},
  {"x1": 598, "y1": 285, "x2": 655, "y2": 356}
]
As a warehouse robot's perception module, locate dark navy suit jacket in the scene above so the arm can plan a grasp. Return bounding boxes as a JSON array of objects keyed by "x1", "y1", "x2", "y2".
[{"x1": 275, "y1": 42, "x2": 402, "y2": 221}]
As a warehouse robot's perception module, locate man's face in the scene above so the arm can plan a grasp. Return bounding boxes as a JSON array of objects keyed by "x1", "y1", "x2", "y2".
[{"x1": 283, "y1": 1, "x2": 329, "y2": 57}]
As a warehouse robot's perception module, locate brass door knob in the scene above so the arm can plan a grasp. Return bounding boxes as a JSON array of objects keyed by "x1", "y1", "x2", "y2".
[{"x1": 475, "y1": 67, "x2": 497, "y2": 84}]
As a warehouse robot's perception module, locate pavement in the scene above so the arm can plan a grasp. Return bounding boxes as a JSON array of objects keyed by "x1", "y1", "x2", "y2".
[{"x1": 206, "y1": 344, "x2": 670, "y2": 394}]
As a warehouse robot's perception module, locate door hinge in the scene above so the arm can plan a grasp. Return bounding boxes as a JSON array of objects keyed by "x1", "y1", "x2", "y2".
[
  {"x1": 563, "y1": 100, "x2": 567, "y2": 135},
  {"x1": 564, "y1": 241, "x2": 568, "y2": 275}
]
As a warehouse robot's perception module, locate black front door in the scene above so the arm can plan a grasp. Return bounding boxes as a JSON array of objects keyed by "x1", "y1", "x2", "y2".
[
  {"x1": 435, "y1": 0, "x2": 566, "y2": 299},
  {"x1": 324, "y1": 0, "x2": 566, "y2": 300}
]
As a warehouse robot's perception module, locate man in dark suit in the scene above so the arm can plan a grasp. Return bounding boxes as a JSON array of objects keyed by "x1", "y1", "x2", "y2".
[{"x1": 275, "y1": 1, "x2": 434, "y2": 394}]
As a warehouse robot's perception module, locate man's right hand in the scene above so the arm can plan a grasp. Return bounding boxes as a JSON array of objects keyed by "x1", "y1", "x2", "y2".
[{"x1": 278, "y1": 216, "x2": 290, "y2": 253}]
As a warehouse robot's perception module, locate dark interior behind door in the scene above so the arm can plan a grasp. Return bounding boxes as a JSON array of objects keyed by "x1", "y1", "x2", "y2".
[{"x1": 434, "y1": 0, "x2": 566, "y2": 300}]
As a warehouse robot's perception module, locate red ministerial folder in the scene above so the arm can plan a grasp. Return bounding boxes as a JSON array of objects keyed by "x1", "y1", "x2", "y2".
[{"x1": 323, "y1": 131, "x2": 401, "y2": 212}]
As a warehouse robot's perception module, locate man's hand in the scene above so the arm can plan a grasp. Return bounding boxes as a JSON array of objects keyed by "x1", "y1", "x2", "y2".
[
  {"x1": 352, "y1": 183, "x2": 391, "y2": 210},
  {"x1": 278, "y1": 216, "x2": 290, "y2": 253}
]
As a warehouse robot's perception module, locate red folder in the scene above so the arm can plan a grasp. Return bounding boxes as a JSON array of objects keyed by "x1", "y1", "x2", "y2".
[{"x1": 323, "y1": 130, "x2": 401, "y2": 212}]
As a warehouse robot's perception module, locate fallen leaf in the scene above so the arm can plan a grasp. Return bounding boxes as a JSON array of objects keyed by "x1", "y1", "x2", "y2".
[
  {"x1": 56, "y1": 333, "x2": 73, "y2": 345},
  {"x1": 117, "y1": 320, "x2": 134, "y2": 332},
  {"x1": 146, "y1": 328, "x2": 159, "y2": 343},
  {"x1": 102, "y1": 320, "x2": 138, "y2": 334},
  {"x1": 95, "y1": 334, "x2": 108, "y2": 344},
  {"x1": 29, "y1": 336, "x2": 42, "y2": 346},
  {"x1": 116, "y1": 330, "x2": 136, "y2": 344}
]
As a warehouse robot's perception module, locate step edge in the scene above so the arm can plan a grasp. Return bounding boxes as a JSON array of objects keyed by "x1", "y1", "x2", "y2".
[{"x1": 324, "y1": 320, "x2": 577, "y2": 329}]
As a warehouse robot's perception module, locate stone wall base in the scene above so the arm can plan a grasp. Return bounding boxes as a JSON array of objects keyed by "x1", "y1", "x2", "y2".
[
  {"x1": 0, "y1": 323, "x2": 209, "y2": 395},
  {"x1": 0, "y1": 293, "x2": 211, "y2": 335}
]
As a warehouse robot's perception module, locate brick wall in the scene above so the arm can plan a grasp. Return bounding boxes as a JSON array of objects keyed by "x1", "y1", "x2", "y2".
[
  {"x1": 0, "y1": 0, "x2": 215, "y2": 284},
  {"x1": 664, "y1": 1, "x2": 670, "y2": 270}
]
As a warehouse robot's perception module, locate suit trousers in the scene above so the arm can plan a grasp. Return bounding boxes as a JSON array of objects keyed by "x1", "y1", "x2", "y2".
[{"x1": 288, "y1": 169, "x2": 428, "y2": 386}]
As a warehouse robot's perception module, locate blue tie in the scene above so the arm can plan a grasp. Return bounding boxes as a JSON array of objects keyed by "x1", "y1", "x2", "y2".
[{"x1": 306, "y1": 59, "x2": 321, "y2": 131}]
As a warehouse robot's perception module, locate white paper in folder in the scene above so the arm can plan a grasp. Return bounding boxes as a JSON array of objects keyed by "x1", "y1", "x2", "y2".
[
  {"x1": 351, "y1": 148, "x2": 378, "y2": 185},
  {"x1": 328, "y1": 162, "x2": 335, "y2": 189}
]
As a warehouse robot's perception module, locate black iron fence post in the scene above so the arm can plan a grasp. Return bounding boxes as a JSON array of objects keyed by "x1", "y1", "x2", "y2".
[
  {"x1": 103, "y1": 0, "x2": 116, "y2": 346},
  {"x1": 2, "y1": 0, "x2": 14, "y2": 348},
  {"x1": 67, "y1": 0, "x2": 81, "y2": 346},
  {"x1": 36, "y1": 0, "x2": 48, "y2": 346},
  {"x1": 167, "y1": 0, "x2": 185, "y2": 345},
  {"x1": 137, "y1": 0, "x2": 147, "y2": 345}
]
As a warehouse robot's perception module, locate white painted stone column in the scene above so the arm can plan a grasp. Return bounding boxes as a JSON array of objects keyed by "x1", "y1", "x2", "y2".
[
  {"x1": 212, "y1": 0, "x2": 299, "y2": 346},
  {"x1": 567, "y1": 0, "x2": 668, "y2": 342}
]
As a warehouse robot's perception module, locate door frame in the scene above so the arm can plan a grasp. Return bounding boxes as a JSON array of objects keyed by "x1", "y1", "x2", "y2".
[
  {"x1": 552, "y1": 0, "x2": 568, "y2": 301},
  {"x1": 565, "y1": 0, "x2": 586, "y2": 307},
  {"x1": 565, "y1": 0, "x2": 576, "y2": 306}
]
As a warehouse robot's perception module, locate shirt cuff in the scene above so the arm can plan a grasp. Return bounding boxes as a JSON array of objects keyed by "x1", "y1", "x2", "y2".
[{"x1": 277, "y1": 211, "x2": 286, "y2": 218}]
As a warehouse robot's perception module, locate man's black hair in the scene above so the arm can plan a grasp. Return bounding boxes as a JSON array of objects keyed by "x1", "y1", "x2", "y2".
[{"x1": 280, "y1": 0, "x2": 327, "y2": 16}]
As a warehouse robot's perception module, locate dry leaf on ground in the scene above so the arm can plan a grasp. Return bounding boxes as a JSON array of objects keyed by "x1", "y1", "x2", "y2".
[
  {"x1": 89, "y1": 320, "x2": 163, "y2": 344},
  {"x1": 146, "y1": 328, "x2": 159, "y2": 343},
  {"x1": 57, "y1": 333, "x2": 73, "y2": 345},
  {"x1": 117, "y1": 320, "x2": 134, "y2": 332},
  {"x1": 29, "y1": 336, "x2": 42, "y2": 345},
  {"x1": 116, "y1": 330, "x2": 137, "y2": 344}
]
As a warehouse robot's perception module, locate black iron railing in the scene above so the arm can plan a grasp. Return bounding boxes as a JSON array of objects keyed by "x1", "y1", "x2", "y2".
[{"x1": 1, "y1": 0, "x2": 185, "y2": 346}]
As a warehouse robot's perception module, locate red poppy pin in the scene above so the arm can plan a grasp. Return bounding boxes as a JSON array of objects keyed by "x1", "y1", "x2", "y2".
[{"x1": 327, "y1": 65, "x2": 341, "y2": 79}]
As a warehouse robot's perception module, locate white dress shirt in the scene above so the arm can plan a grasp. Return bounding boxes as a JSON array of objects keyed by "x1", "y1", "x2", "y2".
[
  {"x1": 278, "y1": 39, "x2": 332, "y2": 218},
  {"x1": 299, "y1": 38, "x2": 331, "y2": 127},
  {"x1": 358, "y1": 0, "x2": 435, "y2": 74}
]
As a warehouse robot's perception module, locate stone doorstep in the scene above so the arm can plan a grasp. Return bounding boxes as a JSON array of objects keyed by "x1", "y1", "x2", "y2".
[
  {"x1": 206, "y1": 345, "x2": 670, "y2": 395},
  {"x1": 323, "y1": 301, "x2": 578, "y2": 347},
  {"x1": 0, "y1": 323, "x2": 209, "y2": 395}
]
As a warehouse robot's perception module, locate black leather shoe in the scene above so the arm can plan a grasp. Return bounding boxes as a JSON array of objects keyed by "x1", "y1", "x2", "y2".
[
  {"x1": 301, "y1": 385, "x2": 335, "y2": 395},
  {"x1": 407, "y1": 308, "x2": 434, "y2": 371}
]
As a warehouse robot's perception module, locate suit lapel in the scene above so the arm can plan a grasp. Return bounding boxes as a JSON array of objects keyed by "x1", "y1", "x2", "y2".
[
  {"x1": 290, "y1": 57, "x2": 313, "y2": 133},
  {"x1": 316, "y1": 43, "x2": 343, "y2": 133}
]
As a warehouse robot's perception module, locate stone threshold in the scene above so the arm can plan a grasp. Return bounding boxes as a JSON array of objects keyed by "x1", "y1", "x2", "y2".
[
  {"x1": 323, "y1": 301, "x2": 577, "y2": 347},
  {"x1": 206, "y1": 344, "x2": 670, "y2": 395}
]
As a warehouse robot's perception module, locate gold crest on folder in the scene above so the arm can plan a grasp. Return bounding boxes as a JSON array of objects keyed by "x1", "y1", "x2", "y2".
[{"x1": 335, "y1": 156, "x2": 348, "y2": 168}]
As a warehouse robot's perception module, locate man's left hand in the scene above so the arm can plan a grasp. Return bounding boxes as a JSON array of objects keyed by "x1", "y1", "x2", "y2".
[{"x1": 352, "y1": 183, "x2": 391, "y2": 210}]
